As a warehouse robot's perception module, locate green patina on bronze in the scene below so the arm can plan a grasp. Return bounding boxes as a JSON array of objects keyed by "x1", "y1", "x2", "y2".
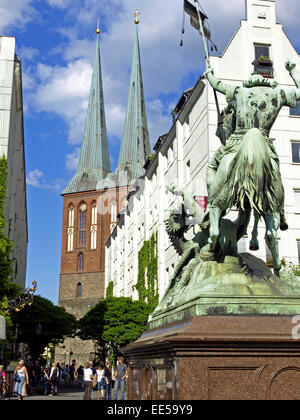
[
  {"x1": 111, "y1": 25, "x2": 151, "y2": 186},
  {"x1": 150, "y1": 61, "x2": 300, "y2": 327},
  {"x1": 63, "y1": 30, "x2": 111, "y2": 194}
]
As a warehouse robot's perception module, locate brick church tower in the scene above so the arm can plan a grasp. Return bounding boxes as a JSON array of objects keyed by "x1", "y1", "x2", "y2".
[{"x1": 57, "y1": 17, "x2": 151, "y2": 364}]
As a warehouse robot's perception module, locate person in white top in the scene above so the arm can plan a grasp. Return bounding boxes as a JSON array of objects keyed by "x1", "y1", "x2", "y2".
[
  {"x1": 13, "y1": 360, "x2": 29, "y2": 400},
  {"x1": 96, "y1": 361, "x2": 105, "y2": 400},
  {"x1": 83, "y1": 361, "x2": 95, "y2": 400}
]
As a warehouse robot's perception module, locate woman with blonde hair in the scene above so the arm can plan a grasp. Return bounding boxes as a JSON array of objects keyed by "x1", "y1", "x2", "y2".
[{"x1": 13, "y1": 360, "x2": 29, "y2": 400}]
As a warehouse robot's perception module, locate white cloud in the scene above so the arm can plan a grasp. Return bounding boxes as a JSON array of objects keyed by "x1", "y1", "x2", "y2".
[
  {"x1": 19, "y1": 46, "x2": 39, "y2": 61},
  {"x1": 26, "y1": 169, "x2": 44, "y2": 187},
  {"x1": 33, "y1": 59, "x2": 92, "y2": 145},
  {"x1": 25, "y1": 0, "x2": 300, "y2": 176},
  {"x1": 65, "y1": 148, "x2": 80, "y2": 171},
  {"x1": 27, "y1": 169, "x2": 66, "y2": 191},
  {"x1": 0, "y1": 0, "x2": 36, "y2": 33},
  {"x1": 47, "y1": 0, "x2": 70, "y2": 8}
]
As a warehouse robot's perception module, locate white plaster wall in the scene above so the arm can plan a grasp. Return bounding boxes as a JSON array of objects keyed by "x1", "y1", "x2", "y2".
[
  {"x1": 0, "y1": 37, "x2": 28, "y2": 288},
  {"x1": 105, "y1": 0, "x2": 300, "y2": 302}
]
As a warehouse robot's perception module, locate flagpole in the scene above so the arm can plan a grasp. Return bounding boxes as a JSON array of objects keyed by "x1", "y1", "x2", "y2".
[
  {"x1": 193, "y1": 0, "x2": 226, "y2": 145},
  {"x1": 194, "y1": 0, "x2": 210, "y2": 68}
]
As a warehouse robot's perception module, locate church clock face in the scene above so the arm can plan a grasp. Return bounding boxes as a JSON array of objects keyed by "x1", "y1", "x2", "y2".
[{"x1": 80, "y1": 204, "x2": 87, "y2": 212}]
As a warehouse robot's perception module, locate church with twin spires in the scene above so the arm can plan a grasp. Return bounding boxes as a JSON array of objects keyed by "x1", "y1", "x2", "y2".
[{"x1": 58, "y1": 12, "x2": 151, "y2": 336}]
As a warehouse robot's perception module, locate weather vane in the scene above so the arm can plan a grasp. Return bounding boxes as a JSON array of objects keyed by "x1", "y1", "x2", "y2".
[{"x1": 134, "y1": 9, "x2": 140, "y2": 24}]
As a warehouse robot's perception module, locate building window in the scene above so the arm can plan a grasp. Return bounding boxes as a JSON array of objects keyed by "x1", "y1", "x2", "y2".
[
  {"x1": 292, "y1": 142, "x2": 300, "y2": 163},
  {"x1": 297, "y1": 240, "x2": 300, "y2": 263},
  {"x1": 78, "y1": 253, "x2": 84, "y2": 272},
  {"x1": 253, "y1": 44, "x2": 273, "y2": 78},
  {"x1": 91, "y1": 203, "x2": 97, "y2": 250},
  {"x1": 79, "y1": 203, "x2": 87, "y2": 247},
  {"x1": 290, "y1": 103, "x2": 300, "y2": 117},
  {"x1": 111, "y1": 199, "x2": 117, "y2": 224},
  {"x1": 295, "y1": 190, "x2": 300, "y2": 213},
  {"x1": 67, "y1": 205, "x2": 74, "y2": 252},
  {"x1": 76, "y1": 282, "x2": 82, "y2": 298}
]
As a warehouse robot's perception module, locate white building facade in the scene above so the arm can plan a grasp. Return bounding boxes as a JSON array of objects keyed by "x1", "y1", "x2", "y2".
[
  {"x1": 0, "y1": 36, "x2": 28, "y2": 288},
  {"x1": 106, "y1": 0, "x2": 300, "y2": 301}
]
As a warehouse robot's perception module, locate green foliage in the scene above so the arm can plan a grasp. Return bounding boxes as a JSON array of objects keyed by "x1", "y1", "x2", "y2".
[
  {"x1": 135, "y1": 233, "x2": 159, "y2": 311},
  {"x1": 79, "y1": 297, "x2": 150, "y2": 357},
  {"x1": 12, "y1": 295, "x2": 78, "y2": 360},
  {"x1": 0, "y1": 157, "x2": 16, "y2": 300},
  {"x1": 106, "y1": 281, "x2": 114, "y2": 298}
]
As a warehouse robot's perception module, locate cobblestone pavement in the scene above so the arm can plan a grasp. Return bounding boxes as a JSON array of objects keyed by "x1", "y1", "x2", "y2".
[{"x1": 24, "y1": 381, "x2": 128, "y2": 401}]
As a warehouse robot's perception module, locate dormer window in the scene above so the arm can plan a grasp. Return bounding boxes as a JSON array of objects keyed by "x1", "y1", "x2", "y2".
[{"x1": 253, "y1": 44, "x2": 273, "y2": 78}]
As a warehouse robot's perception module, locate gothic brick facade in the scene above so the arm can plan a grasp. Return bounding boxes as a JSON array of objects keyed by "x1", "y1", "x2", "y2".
[
  {"x1": 57, "y1": 186, "x2": 130, "y2": 364},
  {"x1": 59, "y1": 186, "x2": 129, "y2": 317}
]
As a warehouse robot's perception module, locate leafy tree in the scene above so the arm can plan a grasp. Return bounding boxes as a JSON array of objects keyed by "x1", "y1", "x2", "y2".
[
  {"x1": 106, "y1": 281, "x2": 114, "y2": 298},
  {"x1": 79, "y1": 297, "x2": 150, "y2": 360},
  {"x1": 0, "y1": 157, "x2": 20, "y2": 365},
  {"x1": 12, "y1": 296, "x2": 78, "y2": 360},
  {"x1": 0, "y1": 157, "x2": 18, "y2": 300}
]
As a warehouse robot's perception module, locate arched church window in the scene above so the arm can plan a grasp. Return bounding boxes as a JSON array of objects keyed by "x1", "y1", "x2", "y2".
[
  {"x1": 111, "y1": 199, "x2": 117, "y2": 223},
  {"x1": 76, "y1": 282, "x2": 82, "y2": 298},
  {"x1": 67, "y1": 205, "x2": 74, "y2": 252},
  {"x1": 91, "y1": 202, "x2": 97, "y2": 250},
  {"x1": 78, "y1": 253, "x2": 84, "y2": 272},
  {"x1": 79, "y1": 203, "x2": 87, "y2": 247}
]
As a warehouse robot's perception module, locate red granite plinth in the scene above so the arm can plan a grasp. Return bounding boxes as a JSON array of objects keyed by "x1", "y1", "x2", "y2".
[{"x1": 123, "y1": 316, "x2": 300, "y2": 400}]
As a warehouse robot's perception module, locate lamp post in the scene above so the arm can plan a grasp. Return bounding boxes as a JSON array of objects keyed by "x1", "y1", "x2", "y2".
[{"x1": 36, "y1": 323, "x2": 42, "y2": 360}]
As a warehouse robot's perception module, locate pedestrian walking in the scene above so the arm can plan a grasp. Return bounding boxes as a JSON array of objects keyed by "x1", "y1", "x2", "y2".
[
  {"x1": 77, "y1": 365, "x2": 84, "y2": 389},
  {"x1": 104, "y1": 360, "x2": 113, "y2": 400},
  {"x1": 96, "y1": 361, "x2": 105, "y2": 400},
  {"x1": 48, "y1": 363, "x2": 60, "y2": 396},
  {"x1": 42, "y1": 367, "x2": 50, "y2": 395},
  {"x1": 0, "y1": 365, "x2": 6, "y2": 396},
  {"x1": 31, "y1": 360, "x2": 41, "y2": 394},
  {"x1": 83, "y1": 361, "x2": 96, "y2": 400},
  {"x1": 113, "y1": 357, "x2": 128, "y2": 401},
  {"x1": 62, "y1": 365, "x2": 71, "y2": 388},
  {"x1": 13, "y1": 360, "x2": 29, "y2": 400}
]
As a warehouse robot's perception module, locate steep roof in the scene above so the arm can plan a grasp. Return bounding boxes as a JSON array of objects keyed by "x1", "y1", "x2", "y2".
[
  {"x1": 113, "y1": 24, "x2": 151, "y2": 186},
  {"x1": 63, "y1": 29, "x2": 111, "y2": 194}
]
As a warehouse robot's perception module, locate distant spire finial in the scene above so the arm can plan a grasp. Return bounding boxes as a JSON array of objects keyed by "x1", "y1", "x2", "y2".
[
  {"x1": 96, "y1": 17, "x2": 100, "y2": 35},
  {"x1": 134, "y1": 9, "x2": 140, "y2": 25}
]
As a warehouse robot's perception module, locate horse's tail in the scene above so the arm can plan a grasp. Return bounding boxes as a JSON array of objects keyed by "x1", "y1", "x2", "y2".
[{"x1": 226, "y1": 128, "x2": 279, "y2": 214}]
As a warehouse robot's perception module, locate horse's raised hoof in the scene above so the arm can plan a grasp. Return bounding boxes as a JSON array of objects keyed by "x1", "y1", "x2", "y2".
[
  {"x1": 249, "y1": 239, "x2": 259, "y2": 251},
  {"x1": 280, "y1": 220, "x2": 289, "y2": 231}
]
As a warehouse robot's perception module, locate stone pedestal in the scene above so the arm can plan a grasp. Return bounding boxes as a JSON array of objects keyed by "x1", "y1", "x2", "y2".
[{"x1": 124, "y1": 316, "x2": 300, "y2": 400}]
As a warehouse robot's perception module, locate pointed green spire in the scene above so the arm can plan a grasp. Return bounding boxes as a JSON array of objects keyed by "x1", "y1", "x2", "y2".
[
  {"x1": 63, "y1": 23, "x2": 111, "y2": 194},
  {"x1": 113, "y1": 16, "x2": 151, "y2": 185}
]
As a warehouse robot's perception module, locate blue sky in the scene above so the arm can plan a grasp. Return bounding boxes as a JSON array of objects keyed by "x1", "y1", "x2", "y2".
[{"x1": 1, "y1": 0, "x2": 299, "y2": 303}]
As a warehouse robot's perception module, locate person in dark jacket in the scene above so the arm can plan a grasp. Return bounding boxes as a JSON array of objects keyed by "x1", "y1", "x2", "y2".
[
  {"x1": 48, "y1": 363, "x2": 60, "y2": 396},
  {"x1": 104, "y1": 360, "x2": 113, "y2": 400}
]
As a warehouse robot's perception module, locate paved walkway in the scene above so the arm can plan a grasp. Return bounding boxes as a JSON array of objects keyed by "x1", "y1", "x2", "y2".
[{"x1": 25, "y1": 381, "x2": 127, "y2": 401}]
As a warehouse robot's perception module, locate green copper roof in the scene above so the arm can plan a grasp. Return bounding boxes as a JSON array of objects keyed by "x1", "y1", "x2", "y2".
[
  {"x1": 63, "y1": 32, "x2": 111, "y2": 194},
  {"x1": 113, "y1": 25, "x2": 151, "y2": 186}
]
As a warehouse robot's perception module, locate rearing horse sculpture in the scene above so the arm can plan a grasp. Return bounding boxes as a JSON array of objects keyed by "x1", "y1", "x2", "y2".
[{"x1": 205, "y1": 60, "x2": 300, "y2": 276}]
